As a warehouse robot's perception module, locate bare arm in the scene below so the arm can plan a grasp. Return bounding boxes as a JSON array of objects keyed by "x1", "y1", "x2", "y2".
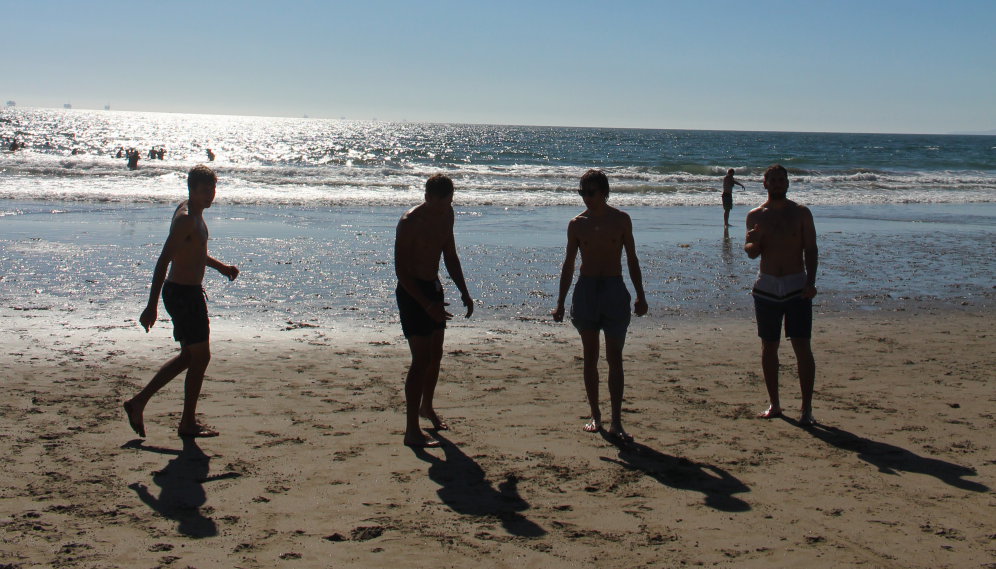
[
  {"x1": 622, "y1": 216, "x2": 648, "y2": 316},
  {"x1": 207, "y1": 255, "x2": 239, "y2": 281},
  {"x1": 551, "y1": 221, "x2": 579, "y2": 322},
  {"x1": 735, "y1": 180, "x2": 746, "y2": 189},
  {"x1": 801, "y1": 207, "x2": 819, "y2": 298},
  {"x1": 744, "y1": 209, "x2": 763, "y2": 259},
  {"x1": 442, "y1": 229, "x2": 473, "y2": 318},
  {"x1": 139, "y1": 215, "x2": 194, "y2": 331}
]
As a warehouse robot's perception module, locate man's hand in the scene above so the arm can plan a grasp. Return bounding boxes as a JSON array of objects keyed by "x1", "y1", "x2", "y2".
[
  {"x1": 634, "y1": 297, "x2": 648, "y2": 317},
  {"x1": 746, "y1": 224, "x2": 763, "y2": 244},
  {"x1": 551, "y1": 302, "x2": 566, "y2": 322},
  {"x1": 139, "y1": 304, "x2": 157, "y2": 332},
  {"x1": 427, "y1": 301, "x2": 453, "y2": 323},
  {"x1": 461, "y1": 293, "x2": 474, "y2": 318},
  {"x1": 219, "y1": 264, "x2": 239, "y2": 281},
  {"x1": 801, "y1": 285, "x2": 818, "y2": 300}
]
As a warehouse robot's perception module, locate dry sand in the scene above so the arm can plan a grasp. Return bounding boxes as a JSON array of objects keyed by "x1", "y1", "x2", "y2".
[{"x1": 1, "y1": 310, "x2": 994, "y2": 568}]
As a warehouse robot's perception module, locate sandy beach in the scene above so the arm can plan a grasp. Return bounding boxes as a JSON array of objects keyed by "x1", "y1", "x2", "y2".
[{"x1": 1, "y1": 307, "x2": 994, "y2": 568}]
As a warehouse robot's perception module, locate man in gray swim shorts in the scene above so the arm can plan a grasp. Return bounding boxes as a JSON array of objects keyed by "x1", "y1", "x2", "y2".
[
  {"x1": 552, "y1": 170, "x2": 648, "y2": 442},
  {"x1": 744, "y1": 164, "x2": 819, "y2": 426}
]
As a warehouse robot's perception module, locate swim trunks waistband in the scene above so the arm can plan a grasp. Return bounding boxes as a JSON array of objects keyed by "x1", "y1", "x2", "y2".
[{"x1": 752, "y1": 271, "x2": 807, "y2": 302}]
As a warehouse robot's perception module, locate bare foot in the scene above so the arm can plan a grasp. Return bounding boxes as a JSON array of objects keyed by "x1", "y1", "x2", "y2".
[
  {"x1": 178, "y1": 424, "x2": 219, "y2": 438},
  {"x1": 607, "y1": 424, "x2": 634, "y2": 442},
  {"x1": 583, "y1": 418, "x2": 602, "y2": 433},
  {"x1": 404, "y1": 431, "x2": 441, "y2": 448},
  {"x1": 798, "y1": 411, "x2": 817, "y2": 426},
  {"x1": 419, "y1": 408, "x2": 448, "y2": 430},
  {"x1": 123, "y1": 400, "x2": 145, "y2": 438},
  {"x1": 757, "y1": 405, "x2": 783, "y2": 419}
]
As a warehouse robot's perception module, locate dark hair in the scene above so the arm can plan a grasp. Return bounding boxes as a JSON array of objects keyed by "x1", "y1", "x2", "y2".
[
  {"x1": 187, "y1": 165, "x2": 217, "y2": 193},
  {"x1": 425, "y1": 174, "x2": 454, "y2": 198},
  {"x1": 727, "y1": 168, "x2": 735, "y2": 175},
  {"x1": 763, "y1": 164, "x2": 788, "y2": 181},
  {"x1": 580, "y1": 169, "x2": 610, "y2": 195}
]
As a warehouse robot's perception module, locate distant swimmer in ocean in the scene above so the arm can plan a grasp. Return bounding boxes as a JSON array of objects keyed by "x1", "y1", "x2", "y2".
[
  {"x1": 116, "y1": 148, "x2": 124, "y2": 158},
  {"x1": 9, "y1": 138, "x2": 19, "y2": 152},
  {"x1": 394, "y1": 174, "x2": 474, "y2": 448},
  {"x1": 206, "y1": 149, "x2": 215, "y2": 161},
  {"x1": 127, "y1": 149, "x2": 140, "y2": 170},
  {"x1": 744, "y1": 164, "x2": 819, "y2": 425},
  {"x1": 124, "y1": 165, "x2": 239, "y2": 439},
  {"x1": 721, "y1": 168, "x2": 745, "y2": 227},
  {"x1": 149, "y1": 146, "x2": 157, "y2": 160},
  {"x1": 157, "y1": 148, "x2": 166, "y2": 160},
  {"x1": 552, "y1": 169, "x2": 648, "y2": 442}
]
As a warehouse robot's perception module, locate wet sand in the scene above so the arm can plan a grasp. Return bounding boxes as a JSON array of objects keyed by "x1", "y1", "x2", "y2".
[{"x1": 1, "y1": 310, "x2": 994, "y2": 567}]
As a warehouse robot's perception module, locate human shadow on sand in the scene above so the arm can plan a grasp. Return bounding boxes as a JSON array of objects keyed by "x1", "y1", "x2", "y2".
[
  {"x1": 411, "y1": 432, "x2": 546, "y2": 537},
  {"x1": 122, "y1": 438, "x2": 240, "y2": 537},
  {"x1": 800, "y1": 422, "x2": 989, "y2": 492},
  {"x1": 599, "y1": 434, "x2": 751, "y2": 512}
]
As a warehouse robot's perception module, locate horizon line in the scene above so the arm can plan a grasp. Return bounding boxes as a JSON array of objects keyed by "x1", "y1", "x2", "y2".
[{"x1": 3, "y1": 104, "x2": 994, "y2": 138}]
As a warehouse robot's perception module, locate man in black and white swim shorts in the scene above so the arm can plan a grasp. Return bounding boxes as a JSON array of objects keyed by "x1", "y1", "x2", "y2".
[{"x1": 744, "y1": 164, "x2": 819, "y2": 426}]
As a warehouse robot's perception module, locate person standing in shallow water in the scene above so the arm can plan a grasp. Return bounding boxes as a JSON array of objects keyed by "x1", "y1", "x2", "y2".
[
  {"x1": 721, "y1": 168, "x2": 745, "y2": 227},
  {"x1": 744, "y1": 164, "x2": 819, "y2": 425},
  {"x1": 394, "y1": 174, "x2": 474, "y2": 448},
  {"x1": 124, "y1": 165, "x2": 239, "y2": 438},
  {"x1": 552, "y1": 169, "x2": 648, "y2": 442}
]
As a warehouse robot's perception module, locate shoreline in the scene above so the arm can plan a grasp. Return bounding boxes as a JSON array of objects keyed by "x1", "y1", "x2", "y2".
[{"x1": 1, "y1": 310, "x2": 994, "y2": 567}]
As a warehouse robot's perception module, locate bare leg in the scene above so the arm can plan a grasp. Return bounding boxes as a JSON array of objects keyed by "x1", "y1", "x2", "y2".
[
  {"x1": 579, "y1": 329, "x2": 602, "y2": 432},
  {"x1": 724, "y1": 209, "x2": 730, "y2": 227},
  {"x1": 418, "y1": 329, "x2": 448, "y2": 430},
  {"x1": 404, "y1": 335, "x2": 439, "y2": 447},
  {"x1": 758, "y1": 339, "x2": 783, "y2": 418},
  {"x1": 604, "y1": 334, "x2": 632, "y2": 441},
  {"x1": 124, "y1": 348, "x2": 193, "y2": 437},
  {"x1": 177, "y1": 341, "x2": 217, "y2": 437},
  {"x1": 791, "y1": 337, "x2": 816, "y2": 424}
]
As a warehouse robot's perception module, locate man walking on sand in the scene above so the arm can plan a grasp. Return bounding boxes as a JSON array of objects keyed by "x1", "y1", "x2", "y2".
[
  {"x1": 722, "y1": 168, "x2": 745, "y2": 227},
  {"x1": 124, "y1": 165, "x2": 239, "y2": 438},
  {"x1": 552, "y1": 169, "x2": 648, "y2": 442},
  {"x1": 395, "y1": 174, "x2": 474, "y2": 448},
  {"x1": 744, "y1": 164, "x2": 819, "y2": 425}
]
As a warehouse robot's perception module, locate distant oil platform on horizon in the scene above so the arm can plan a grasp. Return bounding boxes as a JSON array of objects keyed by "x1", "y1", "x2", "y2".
[{"x1": 5, "y1": 101, "x2": 14, "y2": 107}]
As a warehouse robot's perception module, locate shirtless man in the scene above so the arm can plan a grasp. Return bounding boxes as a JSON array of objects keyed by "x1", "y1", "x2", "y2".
[
  {"x1": 394, "y1": 174, "x2": 474, "y2": 448},
  {"x1": 722, "y1": 168, "x2": 746, "y2": 227},
  {"x1": 552, "y1": 170, "x2": 648, "y2": 441},
  {"x1": 744, "y1": 164, "x2": 818, "y2": 425},
  {"x1": 124, "y1": 165, "x2": 239, "y2": 438}
]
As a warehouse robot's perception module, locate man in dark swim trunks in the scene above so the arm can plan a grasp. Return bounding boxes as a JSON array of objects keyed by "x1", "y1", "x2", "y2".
[
  {"x1": 394, "y1": 174, "x2": 474, "y2": 448},
  {"x1": 552, "y1": 170, "x2": 648, "y2": 442},
  {"x1": 722, "y1": 168, "x2": 745, "y2": 227},
  {"x1": 124, "y1": 165, "x2": 239, "y2": 438},
  {"x1": 744, "y1": 164, "x2": 819, "y2": 425}
]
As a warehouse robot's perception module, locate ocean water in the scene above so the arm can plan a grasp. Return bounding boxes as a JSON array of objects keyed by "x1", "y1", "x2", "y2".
[
  {"x1": 2, "y1": 108, "x2": 995, "y2": 207},
  {"x1": 2, "y1": 109, "x2": 995, "y2": 335}
]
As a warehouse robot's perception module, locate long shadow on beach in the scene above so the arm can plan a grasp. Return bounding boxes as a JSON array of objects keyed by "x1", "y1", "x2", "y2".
[
  {"x1": 411, "y1": 432, "x2": 546, "y2": 537},
  {"x1": 122, "y1": 438, "x2": 240, "y2": 537},
  {"x1": 800, "y1": 422, "x2": 988, "y2": 492},
  {"x1": 599, "y1": 435, "x2": 751, "y2": 512}
]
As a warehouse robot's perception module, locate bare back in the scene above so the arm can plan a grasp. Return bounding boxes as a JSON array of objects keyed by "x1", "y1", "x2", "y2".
[
  {"x1": 395, "y1": 202, "x2": 454, "y2": 280},
  {"x1": 745, "y1": 199, "x2": 815, "y2": 277},
  {"x1": 570, "y1": 206, "x2": 631, "y2": 277},
  {"x1": 165, "y1": 200, "x2": 209, "y2": 285}
]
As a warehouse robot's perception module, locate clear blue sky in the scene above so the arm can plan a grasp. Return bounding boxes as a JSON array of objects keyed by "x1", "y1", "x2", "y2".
[{"x1": 3, "y1": 1, "x2": 994, "y2": 133}]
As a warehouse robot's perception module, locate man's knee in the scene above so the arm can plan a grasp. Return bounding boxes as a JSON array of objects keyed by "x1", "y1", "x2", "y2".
[
  {"x1": 183, "y1": 342, "x2": 211, "y2": 365},
  {"x1": 761, "y1": 340, "x2": 780, "y2": 356},
  {"x1": 790, "y1": 338, "x2": 813, "y2": 358}
]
